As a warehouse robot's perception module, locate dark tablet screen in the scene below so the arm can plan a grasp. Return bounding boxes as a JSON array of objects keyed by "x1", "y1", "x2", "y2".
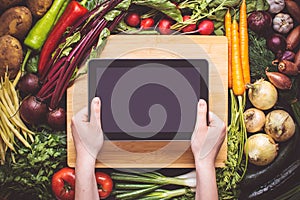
[{"x1": 88, "y1": 59, "x2": 208, "y2": 140}]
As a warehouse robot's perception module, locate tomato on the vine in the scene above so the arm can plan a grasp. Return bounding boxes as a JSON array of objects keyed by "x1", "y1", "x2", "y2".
[
  {"x1": 95, "y1": 172, "x2": 113, "y2": 199},
  {"x1": 52, "y1": 167, "x2": 75, "y2": 200}
]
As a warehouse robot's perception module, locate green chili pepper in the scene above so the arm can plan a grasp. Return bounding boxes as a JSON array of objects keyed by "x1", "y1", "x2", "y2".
[{"x1": 24, "y1": 0, "x2": 69, "y2": 52}]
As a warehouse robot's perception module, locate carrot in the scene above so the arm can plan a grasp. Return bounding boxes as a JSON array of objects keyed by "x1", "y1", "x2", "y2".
[
  {"x1": 239, "y1": 0, "x2": 250, "y2": 84},
  {"x1": 225, "y1": 9, "x2": 232, "y2": 89},
  {"x1": 231, "y1": 18, "x2": 245, "y2": 96}
]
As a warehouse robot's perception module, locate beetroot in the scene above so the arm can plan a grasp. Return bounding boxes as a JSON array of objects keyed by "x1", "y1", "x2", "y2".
[{"x1": 20, "y1": 96, "x2": 47, "y2": 125}]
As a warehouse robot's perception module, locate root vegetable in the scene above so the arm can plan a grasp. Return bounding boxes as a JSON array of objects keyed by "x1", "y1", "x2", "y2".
[
  {"x1": 47, "y1": 107, "x2": 66, "y2": 131},
  {"x1": 272, "y1": 13, "x2": 293, "y2": 34},
  {"x1": 0, "y1": 6, "x2": 33, "y2": 40},
  {"x1": 247, "y1": 11, "x2": 272, "y2": 35},
  {"x1": 181, "y1": 15, "x2": 196, "y2": 32},
  {"x1": 248, "y1": 79, "x2": 278, "y2": 110},
  {"x1": 286, "y1": 25, "x2": 300, "y2": 51},
  {"x1": 295, "y1": 49, "x2": 300, "y2": 70},
  {"x1": 19, "y1": 96, "x2": 47, "y2": 125},
  {"x1": 125, "y1": 12, "x2": 140, "y2": 27},
  {"x1": 265, "y1": 110, "x2": 296, "y2": 142},
  {"x1": 0, "y1": 35, "x2": 23, "y2": 79},
  {"x1": 0, "y1": 0, "x2": 22, "y2": 10},
  {"x1": 278, "y1": 60, "x2": 299, "y2": 76},
  {"x1": 140, "y1": 18, "x2": 154, "y2": 29},
  {"x1": 158, "y1": 18, "x2": 174, "y2": 34},
  {"x1": 198, "y1": 19, "x2": 214, "y2": 35},
  {"x1": 244, "y1": 133, "x2": 278, "y2": 166},
  {"x1": 265, "y1": 68, "x2": 292, "y2": 90},
  {"x1": 285, "y1": 0, "x2": 300, "y2": 24},
  {"x1": 244, "y1": 108, "x2": 266, "y2": 133},
  {"x1": 17, "y1": 73, "x2": 41, "y2": 96},
  {"x1": 266, "y1": 33, "x2": 286, "y2": 55},
  {"x1": 26, "y1": 0, "x2": 53, "y2": 18}
]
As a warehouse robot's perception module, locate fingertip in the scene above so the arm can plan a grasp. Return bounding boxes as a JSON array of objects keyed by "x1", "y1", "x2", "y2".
[{"x1": 198, "y1": 99, "x2": 207, "y2": 111}]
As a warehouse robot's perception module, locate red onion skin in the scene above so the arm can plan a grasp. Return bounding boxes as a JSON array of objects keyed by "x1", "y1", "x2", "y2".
[
  {"x1": 47, "y1": 107, "x2": 66, "y2": 131},
  {"x1": 278, "y1": 60, "x2": 299, "y2": 76},
  {"x1": 280, "y1": 51, "x2": 295, "y2": 62},
  {"x1": 266, "y1": 70, "x2": 292, "y2": 90},
  {"x1": 247, "y1": 11, "x2": 272, "y2": 36},
  {"x1": 20, "y1": 96, "x2": 47, "y2": 125},
  {"x1": 267, "y1": 34, "x2": 287, "y2": 55}
]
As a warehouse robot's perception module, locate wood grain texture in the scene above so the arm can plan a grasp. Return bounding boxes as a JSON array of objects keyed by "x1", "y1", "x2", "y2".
[{"x1": 67, "y1": 35, "x2": 228, "y2": 168}]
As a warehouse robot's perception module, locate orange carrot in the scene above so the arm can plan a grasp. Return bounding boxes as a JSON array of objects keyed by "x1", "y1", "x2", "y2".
[
  {"x1": 232, "y1": 18, "x2": 245, "y2": 96},
  {"x1": 225, "y1": 9, "x2": 232, "y2": 89},
  {"x1": 239, "y1": 0, "x2": 250, "y2": 84}
]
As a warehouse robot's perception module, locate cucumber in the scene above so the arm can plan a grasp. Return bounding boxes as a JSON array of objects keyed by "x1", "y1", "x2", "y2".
[
  {"x1": 240, "y1": 159, "x2": 300, "y2": 200},
  {"x1": 240, "y1": 129, "x2": 300, "y2": 191}
]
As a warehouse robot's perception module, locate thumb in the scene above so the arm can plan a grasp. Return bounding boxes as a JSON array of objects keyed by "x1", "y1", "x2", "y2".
[
  {"x1": 90, "y1": 97, "x2": 102, "y2": 129},
  {"x1": 193, "y1": 99, "x2": 208, "y2": 131}
]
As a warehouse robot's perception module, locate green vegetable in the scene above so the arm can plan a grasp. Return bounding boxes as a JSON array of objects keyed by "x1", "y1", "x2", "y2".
[
  {"x1": 216, "y1": 90, "x2": 248, "y2": 200},
  {"x1": 25, "y1": 54, "x2": 39, "y2": 73},
  {"x1": 132, "y1": 0, "x2": 183, "y2": 22},
  {"x1": 249, "y1": 31, "x2": 275, "y2": 80},
  {"x1": 0, "y1": 130, "x2": 67, "y2": 199}
]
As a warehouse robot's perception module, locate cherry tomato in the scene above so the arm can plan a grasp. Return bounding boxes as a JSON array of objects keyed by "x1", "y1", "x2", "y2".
[
  {"x1": 125, "y1": 12, "x2": 141, "y2": 27},
  {"x1": 52, "y1": 167, "x2": 75, "y2": 200},
  {"x1": 181, "y1": 15, "x2": 196, "y2": 33},
  {"x1": 95, "y1": 172, "x2": 113, "y2": 199},
  {"x1": 158, "y1": 18, "x2": 174, "y2": 34},
  {"x1": 198, "y1": 19, "x2": 214, "y2": 35},
  {"x1": 140, "y1": 18, "x2": 155, "y2": 29}
]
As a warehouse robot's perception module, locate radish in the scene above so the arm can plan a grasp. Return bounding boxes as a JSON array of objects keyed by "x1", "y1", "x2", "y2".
[
  {"x1": 182, "y1": 15, "x2": 196, "y2": 32},
  {"x1": 125, "y1": 12, "x2": 141, "y2": 27},
  {"x1": 158, "y1": 18, "x2": 174, "y2": 34},
  {"x1": 140, "y1": 18, "x2": 155, "y2": 29},
  {"x1": 198, "y1": 19, "x2": 214, "y2": 35}
]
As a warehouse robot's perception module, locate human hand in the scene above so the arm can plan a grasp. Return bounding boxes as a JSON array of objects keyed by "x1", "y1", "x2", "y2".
[
  {"x1": 71, "y1": 97, "x2": 104, "y2": 161},
  {"x1": 191, "y1": 99, "x2": 226, "y2": 167}
]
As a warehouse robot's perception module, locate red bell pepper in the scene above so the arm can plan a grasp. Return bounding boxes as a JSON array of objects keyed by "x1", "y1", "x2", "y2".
[{"x1": 38, "y1": 0, "x2": 88, "y2": 77}]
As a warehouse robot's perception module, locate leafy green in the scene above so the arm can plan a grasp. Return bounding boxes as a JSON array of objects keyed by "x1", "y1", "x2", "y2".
[
  {"x1": 0, "y1": 130, "x2": 67, "y2": 200},
  {"x1": 248, "y1": 31, "x2": 275, "y2": 80},
  {"x1": 133, "y1": 0, "x2": 183, "y2": 22}
]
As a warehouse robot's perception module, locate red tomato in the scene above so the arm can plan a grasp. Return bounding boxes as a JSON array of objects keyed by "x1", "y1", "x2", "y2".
[
  {"x1": 198, "y1": 19, "x2": 214, "y2": 35},
  {"x1": 125, "y1": 12, "x2": 141, "y2": 27},
  {"x1": 140, "y1": 18, "x2": 155, "y2": 29},
  {"x1": 182, "y1": 15, "x2": 196, "y2": 33},
  {"x1": 52, "y1": 167, "x2": 75, "y2": 200},
  {"x1": 158, "y1": 18, "x2": 174, "y2": 34},
  {"x1": 95, "y1": 172, "x2": 113, "y2": 199}
]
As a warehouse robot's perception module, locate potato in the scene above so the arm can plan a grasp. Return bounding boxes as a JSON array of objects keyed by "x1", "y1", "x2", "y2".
[
  {"x1": 0, "y1": 35, "x2": 23, "y2": 79},
  {"x1": 26, "y1": 0, "x2": 52, "y2": 18},
  {"x1": 0, "y1": 0, "x2": 23, "y2": 11},
  {"x1": 0, "y1": 6, "x2": 32, "y2": 40}
]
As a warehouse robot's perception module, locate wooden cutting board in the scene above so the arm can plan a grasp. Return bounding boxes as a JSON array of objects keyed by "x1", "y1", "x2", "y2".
[{"x1": 67, "y1": 35, "x2": 228, "y2": 168}]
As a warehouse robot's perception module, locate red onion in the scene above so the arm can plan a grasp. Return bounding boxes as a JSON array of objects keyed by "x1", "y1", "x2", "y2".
[
  {"x1": 247, "y1": 11, "x2": 272, "y2": 35},
  {"x1": 265, "y1": 68, "x2": 292, "y2": 90},
  {"x1": 267, "y1": 33, "x2": 287, "y2": 55}
]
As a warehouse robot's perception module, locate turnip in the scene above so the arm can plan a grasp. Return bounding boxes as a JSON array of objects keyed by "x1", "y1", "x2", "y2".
[
  {"x1": 244, "y1": 108, "x2": 266, "y2": 133},
  {"x1": 244, "y1": 133, "x2": 278, "y2": 166},
  {"x1": 265, "y1": 110, "x2": 296, "y2": 142},
  {"x1": 248, "y1": 79, "x2": 278, "y2": 110}
]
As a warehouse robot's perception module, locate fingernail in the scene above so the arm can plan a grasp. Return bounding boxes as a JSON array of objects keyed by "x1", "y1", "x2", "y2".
[
  {"x1": 93, "y1": 97, "x2": 100, "y2": 105},
  {"x1": 199, "y1": 99, "x2": 206, "y2": 109}
]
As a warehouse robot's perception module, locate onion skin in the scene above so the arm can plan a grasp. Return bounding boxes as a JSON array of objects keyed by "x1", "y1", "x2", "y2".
[
  {"x1": 248, "y1": 79, "x2": 278, "y2": 110},
  {"x1": 247, "y1": 11, "x2": 272, "y2": 35},
  {"x1": 20, "y1": 96, "x2": 47, "y2": 125},
  {"x1": 280, "y1": 50, "x2": 295, "y2": 61},
  {"x1": 286, "y1": 25, "x2": 300, "y2": 51},
  {"x1": 47, "y1": 107, "x2": 66, "y2": 131},
  {"x1": 265, "y1": 110, "x2": 296, "y2": 142},
  {"x1": 278, "y1": 60, "x2": 299, "y2": 76},
  {"x1": 267, "y1": 33, "x2": 287, "y2": 55},
  {"x1": 244, "y1": 133, "x2": 278, "y2": 166},
  {"x1": 244, "y1": 108, "x2": 266, "y2": 133},
  {"x1": 265, "y1": 69, "x2": 292, "y2": 90}
]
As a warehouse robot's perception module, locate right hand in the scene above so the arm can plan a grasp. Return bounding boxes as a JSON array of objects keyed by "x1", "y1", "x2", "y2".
[{"x1": 71, "y1": 97, "x2": 104, "y2": 160}]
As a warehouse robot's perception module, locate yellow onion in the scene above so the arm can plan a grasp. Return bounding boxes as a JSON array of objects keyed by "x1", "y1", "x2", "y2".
[
  {"x1": 244, "y1": 108, "x2": 266, "y2": 133},
  {"x1": 244, "y1": 133, "x2": 278, "y2": 166},
  {"x1": 265, "y1": 110, "x2": 296, "y2": 142},
  {"x1": 248, "y1": 79, "x2": 278, "y2": 110}
]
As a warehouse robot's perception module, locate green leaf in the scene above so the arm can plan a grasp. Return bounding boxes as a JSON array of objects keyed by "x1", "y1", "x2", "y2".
[
  {"x1": 133, "y1": 0, "x2": 183, "y2": 22},
  {"x1": 58, "y1": 31, "x2": 81, "y2": 58}
]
